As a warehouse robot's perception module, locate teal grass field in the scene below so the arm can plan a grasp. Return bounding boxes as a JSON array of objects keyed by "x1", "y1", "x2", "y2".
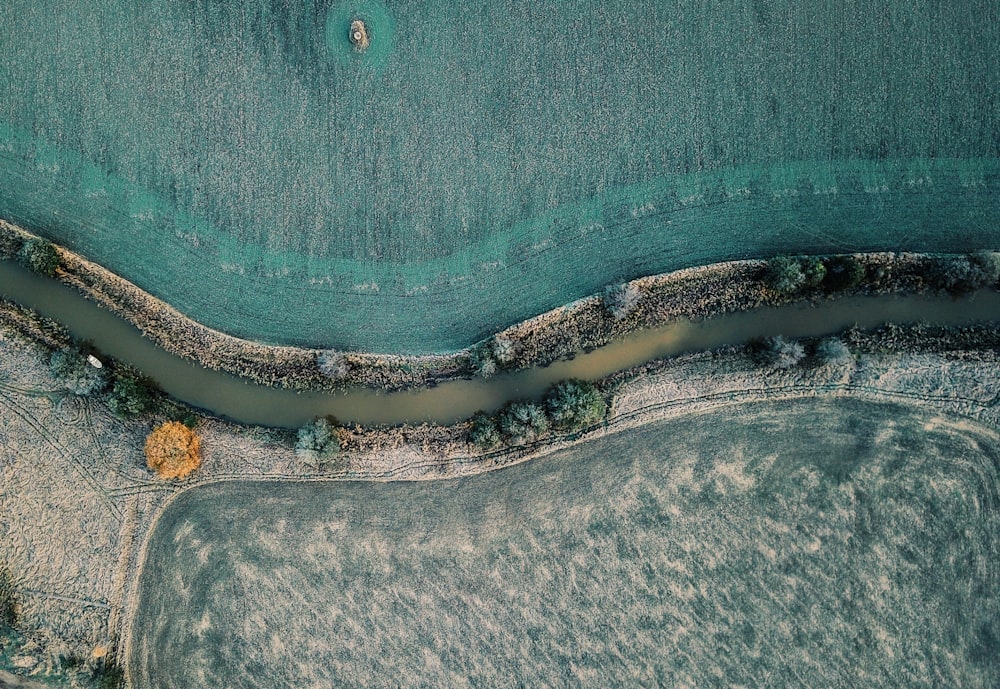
[{"x1": 1, "y1": 1, "x2": 998, "y2": 351}]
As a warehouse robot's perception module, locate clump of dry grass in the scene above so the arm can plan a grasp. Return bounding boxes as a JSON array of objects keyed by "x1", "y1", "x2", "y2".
[{"x1": 145, "y1": 421, "x2": 202, "y2": 479}]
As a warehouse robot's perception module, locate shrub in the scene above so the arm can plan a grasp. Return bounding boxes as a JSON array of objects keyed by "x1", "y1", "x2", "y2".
[
  {"x1": 543, "y1": 379, "x2": 607, "y2": 432},
  {"x1": 497, "y1": 400, "x2": 550, "y2": 445},
  {"x1": 799, "y1": 256, "x2": 826, "y2": 289},
  {"x1": 814, "y1": 337, "x2": 853, "y2": 366},
  {"x1": 49, "y1": 345, "x2": 110, "y2": 396},
  {"x1": 490, "y1": 335, "x2": 518, "y2": 365},
  {"x1": 145, "y1": 421, "x2": 201, "y2": 479},
  {"x1": 93, "y1": 661, "x2": 125, "y2": 689},
  {"x1": 295, "y1": 417, "x2": 340, "y2": 467},
  {"x1": 927, "y1": 252, "x2": 1000, "y2": 294},
  {"x1": 105, "y1": 370, "x2": 160, "y2": 418},
  {"x1": 0, "y1": 566, "x2": 16, "y2": 629},
  {"x1": 470, "y1": 344, "x2": 498, "y2": 378},
  {"x1": 603, "y1": 282, "x2": 642, "y2": 320},
  {"x1": 760, "y1": 336, "x2": 806, "y2": 369},
  {"x1": 822, "y1": 255, "x2": 866, "y2": 291},
  {"x1": 17, "y1": 237, "x2": 59, "y2": 276},
  {"x1": 468, "y1": 412, "x2": 501, "y2": 450},
  {"x1": 971, "y1": 250, "x2": 1000, "y2": 284},
  {"x1": 763, "y1": 256, "x2": 805, "y2": 295},
  {"x1": 317, "y1": 350, "x2": 349, "y2": 380}
]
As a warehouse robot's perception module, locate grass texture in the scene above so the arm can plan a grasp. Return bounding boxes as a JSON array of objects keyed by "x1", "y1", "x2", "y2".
[
  {"x1": 130, "y1": 397, "x2": 1000, "y2": 687},
  {"x1": 1, "y1": 1, "x2": 998, "y2": 351}
]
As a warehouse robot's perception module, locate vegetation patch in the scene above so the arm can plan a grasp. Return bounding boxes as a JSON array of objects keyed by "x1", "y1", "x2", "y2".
[
  {"x1": 0, "y1": 567, "x2": 17, "y2": 631},
  {"x1": 294, "y1": 417, "x2": 341, "y2": 469},
  {"x1": 15, "y1": 238, "x2": 59, "y2": 277},
  {"x1": 49, "y1": 342, "x2": 109, "y2": 397},
  {"x1": 104, "y1": 366, "x2": 161, "y2": 418},
  {"x1": 469, "y1": 378, "x2": 607, "y2": 449},
  {"x1": 145, "y1": 421, "x2": 202, "y2": 480}
]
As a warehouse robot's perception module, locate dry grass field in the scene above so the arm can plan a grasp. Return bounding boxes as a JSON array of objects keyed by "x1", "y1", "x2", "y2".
[
  {"x1": 130, "y1": 397, "x2": 1000, "y2": 688},
  {"x1": 0, "y1": 331, "x2": 163, "y2": 686}
]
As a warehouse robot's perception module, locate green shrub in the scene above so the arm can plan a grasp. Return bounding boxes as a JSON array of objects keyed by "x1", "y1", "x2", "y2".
[
  {"x1": 49, "y1": 345, "x2": 110, "y2": 396},
  {"x1": 497, "y1": 400, "x2": 549, "y2": 445},
  {"x1": 470, "y1": 343, "x2": 498, "y2": 378},
  {"x1": 971, "y1": 250, "x2": 1000, "y2": 284},
  {"x1": 799, "y1": 256, "x2": 827, "y2": 289},
  {"x1": 468, "y1": 412, "x2": 501, "y2": 450},
  {"x1": 763, "y1": 256, "x2": 805, "y2": 295},
  {"x1": 295, "y1": 417, "x2": 340, "y2": 467},
  {"x1": 822, "y1": 255, "x2": 866, "y2": 291},
  {"x1": 106, "y1": 369, "x2": 160, "y2": 418},
  {"x1": 543, "y1": 379, "x2": 607, "y2": 432},
  {"x1": 17, "y1": 237, "x2": 59, "y2": 276}
]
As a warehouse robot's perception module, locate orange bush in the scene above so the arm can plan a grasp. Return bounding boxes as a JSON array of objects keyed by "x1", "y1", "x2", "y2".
[{"x1": 145, "y1": 421, "x2": 201, "y2": 479}]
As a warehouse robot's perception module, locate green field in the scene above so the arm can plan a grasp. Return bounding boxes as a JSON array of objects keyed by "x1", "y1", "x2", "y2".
[
  {"x1": 129, "y1": 397, "x2": 1000, "y2": 687},
  {"x1": 1, "y1": 1, "x2": 999, "y2": 351}
]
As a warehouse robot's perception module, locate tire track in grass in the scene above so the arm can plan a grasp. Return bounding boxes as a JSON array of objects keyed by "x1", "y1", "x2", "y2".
[
  {"x1": 80, "y1": 403, "x2": 148, "y2": 487},
  {"x1": 0, "y1": 388, "x2": 122, "y2": 522},
  {"x1": 19, "y1": 588, "x2": 110, "y2": 610}
]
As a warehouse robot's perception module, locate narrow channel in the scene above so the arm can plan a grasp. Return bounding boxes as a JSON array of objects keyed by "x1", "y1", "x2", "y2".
[{"x1": 1, "y1": 258, "x2": 998, "y2": 428}]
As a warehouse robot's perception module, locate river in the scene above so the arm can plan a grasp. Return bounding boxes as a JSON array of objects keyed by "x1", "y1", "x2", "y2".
[{"x1": 2, "y1": 259, "x2": 998, "y2": 427}]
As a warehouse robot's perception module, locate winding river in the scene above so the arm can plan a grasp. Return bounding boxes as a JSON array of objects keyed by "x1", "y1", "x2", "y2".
[{"x1": 2, "y1": 258, "x2": 998, "y2": 428}]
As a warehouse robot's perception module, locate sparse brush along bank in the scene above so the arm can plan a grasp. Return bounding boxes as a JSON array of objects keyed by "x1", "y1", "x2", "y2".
[{"x1": 3, "y1": 218, "x2": 999, "y2": 398}]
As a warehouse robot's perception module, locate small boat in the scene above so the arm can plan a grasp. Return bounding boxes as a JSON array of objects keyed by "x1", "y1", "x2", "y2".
[{"x1": 349, "y1": 19, "x2": 370, "y2": 51}]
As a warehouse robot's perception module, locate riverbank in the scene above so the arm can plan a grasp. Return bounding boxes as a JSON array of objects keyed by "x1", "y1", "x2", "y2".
[{"x1": 0, "y1": 218, "x2": 983, "y2": 396}]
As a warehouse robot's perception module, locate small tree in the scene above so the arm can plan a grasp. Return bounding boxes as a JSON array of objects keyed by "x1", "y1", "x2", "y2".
[
  {"x1": 544, "y1": 379, "x2": 607, "y2": 432},
  {"x1": 317, "y1": 350, "x2": 349, "y2": 380},
  {"x1": 603, "y1": 282, "x2": 642, "y2": 321},
  {"x1": 760, "y1": 335, "x2": 806, "y2": 369},
  {"x1": 105, "y1": 370, "x2": 160, "y2": 418},
  {"x1": 814, "y1": 337, "x2": 853, "y2": 366},
  {"x1": 822, "y1": 255, "x2": 865, "y2": 292},
  {"x1": 93, "y1": 660, "x2": 125, "y2": 689},
  {"x1": 497, "y1": 400, "x2": 549, "y2": 445},
  {"x1": 490, "y1": 335, "x2": 518, "y2": 366},
  {"x1": 145, "y1": 421, "x2": 201, "y2": 479},
  {"x1": 470, "y1": 344, "x2": 498, "y2": 378},
  {"x1": 971, "y1": 250, "x2": 1000, "y2": 285},
  {"x1": 927, "y1": 252, "x2": 1000, "y2": 294},
  {"x1": 49, "y1": 345, "x2": 109, "y2": 396},
  {"x1": 17, "y1": 237, "x2": 59, "y2": 276},
  {"x1": 763, "y1": 256, "x2": 805, "y2": 295},
  {"x1": 468, "y1": 412, "x2": 501, "y2": 450},
  {"x1": 799, "y1": 256, "x2": 827, "y2": 289},
  {"x1": 295, "y1": 417, "x2": 340, "y2": 468}
]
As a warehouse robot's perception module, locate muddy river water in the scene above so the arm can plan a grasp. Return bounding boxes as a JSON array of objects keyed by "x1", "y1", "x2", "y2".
[{"x1": 2, "y1": 259, "x2": 998, "y2": 427}]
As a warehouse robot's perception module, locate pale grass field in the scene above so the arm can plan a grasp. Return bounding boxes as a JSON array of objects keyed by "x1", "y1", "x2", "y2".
[{"x1": 131, "y1": 397, "x2": 1000, "y2": 688}]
